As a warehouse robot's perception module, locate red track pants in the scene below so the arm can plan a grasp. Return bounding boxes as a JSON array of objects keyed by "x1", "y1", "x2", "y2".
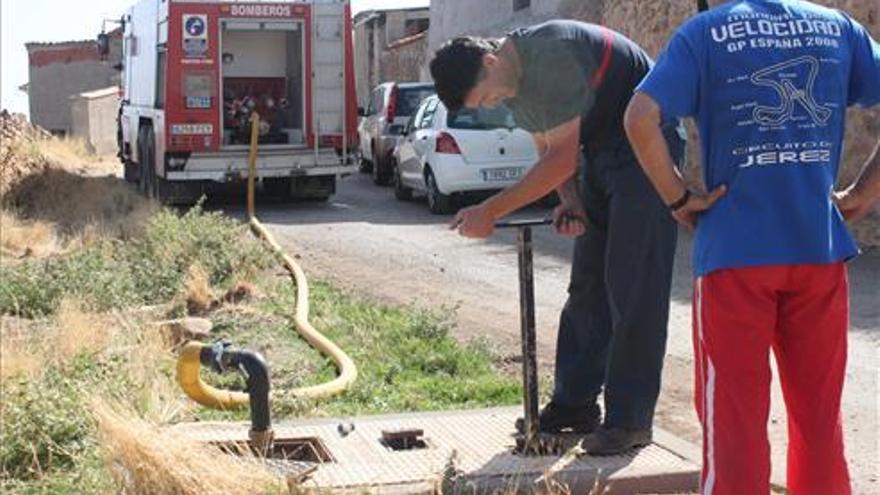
[{"x1": 693, "y1": 263, "x2": 851, "y2": 495}]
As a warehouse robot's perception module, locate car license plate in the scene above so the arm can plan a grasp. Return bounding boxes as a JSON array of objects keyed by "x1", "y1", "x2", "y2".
[{"x1": 482, "y1": 167, "x2": 523, "y2": 181}]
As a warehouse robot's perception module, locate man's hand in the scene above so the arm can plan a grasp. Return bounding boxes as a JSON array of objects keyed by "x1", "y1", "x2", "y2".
[
  {"x1": 834, "y1": 139, "x2": 880, "y2": 223},
  {"x1": 672, "y1": 185, "x2": 727, "y2": 230},
  {"x1": 834, "y1": 187, "x2": 876, "y2": 222},
  {"x1": 552, "y1": 201, "x2": 587, "y2": 237},
  {"x1": 451, "y1": 204, "x2": 496, "y2": 239}
]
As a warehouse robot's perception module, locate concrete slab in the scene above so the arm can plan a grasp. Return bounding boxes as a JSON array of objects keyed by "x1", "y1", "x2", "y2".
[{"x1": 173, "y1": 407, "x2": 701, "y2": 494}]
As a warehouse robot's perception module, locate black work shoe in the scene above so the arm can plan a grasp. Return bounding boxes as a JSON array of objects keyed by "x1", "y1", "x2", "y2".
[
  {"x1": 582, "y1": 426, "x2": 652, "y2": 456},
  {"x1": 515, "y1": 401, "x2": 601, "y2": 434}
]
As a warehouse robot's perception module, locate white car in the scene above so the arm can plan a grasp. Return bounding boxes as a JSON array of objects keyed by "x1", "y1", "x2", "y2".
[
  {"x1": 392, "y1": 96, "x2": 538, "y2": 214},
  {"x1": 357, "y1": 82, "x2": 435, "y2": 185}
]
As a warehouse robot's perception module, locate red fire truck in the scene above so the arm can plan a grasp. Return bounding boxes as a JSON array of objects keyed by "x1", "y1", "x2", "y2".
[{"x1": 103, "y1": 0, "x2": 358, "y2": 203}]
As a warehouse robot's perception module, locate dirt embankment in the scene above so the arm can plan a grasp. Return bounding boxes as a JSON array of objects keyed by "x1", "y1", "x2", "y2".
[
  {"x1": 559, "y1": 0, "x2": 880, "y2": 248},
  {"x1": 0, "y1": 110, "x2": 154, "y2": 257}
]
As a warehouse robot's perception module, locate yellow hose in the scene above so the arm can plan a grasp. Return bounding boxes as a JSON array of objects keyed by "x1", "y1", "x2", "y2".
[
  {"x1": 177, "y1": 341, "x2": 250, "y2": 409},
  {"x1": 245, "y1": 113, "x2": 356, "y2": 398},
  {"x1": 176, "y1": 114, "x2": 357, "y2": 409}
]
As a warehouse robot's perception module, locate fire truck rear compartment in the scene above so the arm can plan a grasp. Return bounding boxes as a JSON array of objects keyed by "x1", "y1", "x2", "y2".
[{"x1": 220, "y1": 20, "x2": 305, "y2": 147}]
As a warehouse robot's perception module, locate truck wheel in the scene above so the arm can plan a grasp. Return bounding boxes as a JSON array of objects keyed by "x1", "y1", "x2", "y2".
[
  {"x1": 393, "y1": 160, "x2": 412, "y2": 201},
  {"x1": 425, "y1": 169, "x2": 454, "y2": 215},
  {"x1": 143, "y1": 126, "x2": 160, "y2": 201},
  {"x1": 291, "y1": 176, "x2": 335, "y2": 202},
  {"x1": 265, "y1": 178, "x2": 294, "y2": 202},
  {"x1": 141, "y1": 126, "x2": 174, "y2": 204},
  {"x1": 137, "y1": 126, "x2": 150, "y2": 196},
  {"x1": 123, "y1": 159, "x2": 139, "y2": 183}
]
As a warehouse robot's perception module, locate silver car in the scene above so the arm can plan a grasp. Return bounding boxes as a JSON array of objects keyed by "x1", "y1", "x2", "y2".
[{"x1": 357, "y1": 82, "x2": 435, "y2": 185}]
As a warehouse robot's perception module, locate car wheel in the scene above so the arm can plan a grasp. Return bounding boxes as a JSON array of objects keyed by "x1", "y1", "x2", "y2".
[
  {"x1": 393, "y1": 160, "x2": 412, "y2": 201},
  {"x1": 425, "y1": 169, "x2": 454, "y2": 215}
]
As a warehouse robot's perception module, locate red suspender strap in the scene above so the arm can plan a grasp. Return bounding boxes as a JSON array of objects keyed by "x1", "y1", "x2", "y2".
[{"x1": 589, "y1": 27, "x2": 615, "y2": 89}]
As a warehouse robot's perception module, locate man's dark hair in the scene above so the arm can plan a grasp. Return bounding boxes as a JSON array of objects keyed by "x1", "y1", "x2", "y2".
[
  {"x1": 697, "y1": 0, "x2": 709, "y2": 12},
  {"x1": 430, "y1": 36, "x2": 498, "y2": 112}
]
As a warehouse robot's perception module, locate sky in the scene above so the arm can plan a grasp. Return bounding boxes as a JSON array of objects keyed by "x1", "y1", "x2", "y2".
[{"x1": 0, "y1": 0, "x2": 429, "y2": 118}]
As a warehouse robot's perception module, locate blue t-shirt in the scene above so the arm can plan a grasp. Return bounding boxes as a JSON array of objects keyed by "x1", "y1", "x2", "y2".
[{"x1": 637, "y1": 0, "x2": 880, "y2": 276}]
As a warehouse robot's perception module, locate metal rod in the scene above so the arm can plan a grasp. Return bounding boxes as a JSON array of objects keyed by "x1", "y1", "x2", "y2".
[
  {"x1": 496, "y1": 218, "x2": 553, "y2": 229},
  {"x1": 517, "y1": 226, "x2": 540, "y2": 455}
]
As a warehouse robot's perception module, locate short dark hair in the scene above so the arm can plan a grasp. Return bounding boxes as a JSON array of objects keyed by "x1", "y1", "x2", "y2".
[{"x1": 429, "y1": 36, "x2": 498, "y2": 112}]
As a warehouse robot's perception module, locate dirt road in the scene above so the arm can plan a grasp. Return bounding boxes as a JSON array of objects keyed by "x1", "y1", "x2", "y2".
[{"x1": 244, "y1": 173, "x2": 879, "y2": 493}]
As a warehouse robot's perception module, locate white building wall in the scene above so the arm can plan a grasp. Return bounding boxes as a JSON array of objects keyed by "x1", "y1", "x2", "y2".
[{"x1": 71, "y1": 88, "x2": 120, "y2": 155}]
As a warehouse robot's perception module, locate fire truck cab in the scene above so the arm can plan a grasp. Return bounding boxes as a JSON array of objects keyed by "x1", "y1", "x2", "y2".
[{"x1": 112, "y1": 0, "x2": 358, "y2": 203}]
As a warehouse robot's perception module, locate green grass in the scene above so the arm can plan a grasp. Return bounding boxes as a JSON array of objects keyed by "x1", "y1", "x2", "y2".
[
  {"x1": 199, "y1": 279, "x2": 521, "y2": 421},
  {"x1": 1, "y1": 205, "x2": 522, "y2": 493}
]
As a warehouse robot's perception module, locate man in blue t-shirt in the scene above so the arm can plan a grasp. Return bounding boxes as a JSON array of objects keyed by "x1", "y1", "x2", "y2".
[{"x1": 625, "y1": 1, "x2": 880, "y2": 494}]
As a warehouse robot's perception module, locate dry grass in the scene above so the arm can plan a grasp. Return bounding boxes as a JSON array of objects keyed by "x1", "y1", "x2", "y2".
[
  {"x1": 184, "y1": 265, "x2": 215, "y2": 316},
  {"x1": 0, "y1": 316, "x2": 42, "y2": 379},
  {"x1": 5, "y1": 168, "x2": 156, "y2": 239},
  {"x1": 52, "y1": 299, "x2": 113, "y2": 364},
  {"x1": 1, "y1": 121, "x2": 156, "y2": 255},
  {"x1": 0, "y1": 299, "x2": 112, "y2": 379},
  {"x1": 0, "y1": 209, "x2": 57, "y2": 258},
  {"x1": 92, "y1": 400, "x2": 281, "y2": 495}
]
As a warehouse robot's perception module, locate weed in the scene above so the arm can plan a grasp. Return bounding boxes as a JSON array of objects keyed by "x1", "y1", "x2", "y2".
[{"x1": 0, "y1": 205, "x2": 273, "y2": 317}]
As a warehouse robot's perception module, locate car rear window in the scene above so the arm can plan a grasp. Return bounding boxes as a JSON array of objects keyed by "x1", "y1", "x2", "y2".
[
  {"x1": 447, "y1": 105, "x2": 516, "y2": 130},
  {"x1": 397, "y1": 87, "x2": 435, "y2": 117}
]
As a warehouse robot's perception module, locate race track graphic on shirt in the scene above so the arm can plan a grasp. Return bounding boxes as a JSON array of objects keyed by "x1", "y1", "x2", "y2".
[{"x1": 750, "y1": 56, "x2": 833, "y2": 127}]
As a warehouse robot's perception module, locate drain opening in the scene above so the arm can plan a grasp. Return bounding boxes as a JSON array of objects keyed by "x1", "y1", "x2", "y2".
[
  {"x1": 381, "y1": 428, "x2": 429, "y2": 451},
  {"x1": 214, "y1": 437, "x2": 335, "y2": 463}
]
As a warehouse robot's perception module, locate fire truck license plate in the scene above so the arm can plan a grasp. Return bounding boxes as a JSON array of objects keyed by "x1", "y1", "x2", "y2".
[
  {"x1": 186, "y1": 96, "x2": 211, "y2": 109},
  {"x1": 482, "y1": 167, "x2": 523, "y2": 181}
]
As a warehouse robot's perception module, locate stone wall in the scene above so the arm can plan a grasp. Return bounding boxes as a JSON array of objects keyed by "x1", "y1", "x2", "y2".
[{"x1": 381, "y1": 33, "x2": 429, "y2": 84}]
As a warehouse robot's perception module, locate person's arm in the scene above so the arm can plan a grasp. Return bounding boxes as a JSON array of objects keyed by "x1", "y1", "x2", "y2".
[
  {"x1": 835, "y1": 138, "x2": 880, "y2": 222},
  {"x1": 451, "y1": 117, "x2": 580, "y2": 238},
  {"x1": 624, "y1": 93, "x2": 725, "y2": 230}
]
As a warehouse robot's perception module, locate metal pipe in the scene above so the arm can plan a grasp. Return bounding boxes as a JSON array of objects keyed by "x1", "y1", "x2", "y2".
[
  {"x1": 518, "y1": 226, "x2": 539, "y2": 454},
  {"x1": 177, "y1": 342, "x2": 274, "y2": 454},
  {"x1": 496, "y1": 218, "x2": 551, "y2": 456},
  {"x1": 198, "y1": 346, "x2": 272, "y2": 433}
]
